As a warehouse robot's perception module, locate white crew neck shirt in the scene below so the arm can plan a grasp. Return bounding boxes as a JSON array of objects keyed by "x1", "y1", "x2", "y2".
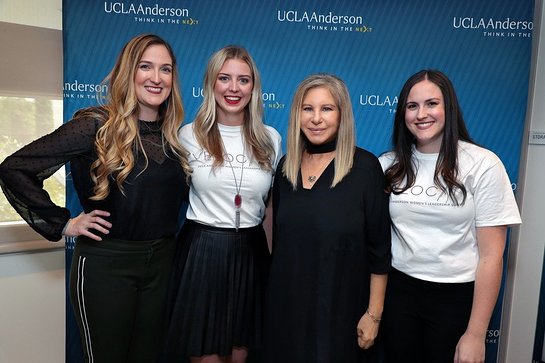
[
  {"x1": 379, "y1": 141, "x2": 521, "y2": 282},
  {"x1": 180, "y1": 122, "x2": 282, "y2": 228}
]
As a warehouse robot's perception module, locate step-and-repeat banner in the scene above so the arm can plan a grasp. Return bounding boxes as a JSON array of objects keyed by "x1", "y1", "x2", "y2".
[{"x1": 63, "y1": 0, "x2": 534, "y2": 362}]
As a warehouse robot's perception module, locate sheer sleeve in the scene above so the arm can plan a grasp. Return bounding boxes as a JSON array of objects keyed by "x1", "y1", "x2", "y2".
[{"x1": 0, "y1": 115, "x2": 99, "y2": 241}]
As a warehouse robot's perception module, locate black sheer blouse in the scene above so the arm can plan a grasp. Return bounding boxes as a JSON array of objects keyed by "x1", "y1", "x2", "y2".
[{"x1": 0, "y1": 108, "x2": 188, "y2": 241}]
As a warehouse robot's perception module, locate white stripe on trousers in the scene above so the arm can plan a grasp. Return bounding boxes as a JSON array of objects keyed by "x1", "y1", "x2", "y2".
[{"x1": 77, "y1": 256, "x2": 94, "y2": 363}]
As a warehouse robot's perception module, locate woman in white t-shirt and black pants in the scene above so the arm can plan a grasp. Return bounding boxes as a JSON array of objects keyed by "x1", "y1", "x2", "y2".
[{"x1": 379, "y1": 69, "x2": 521, "y2": 363}]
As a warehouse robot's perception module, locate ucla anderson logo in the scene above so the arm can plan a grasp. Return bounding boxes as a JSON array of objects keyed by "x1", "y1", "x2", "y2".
[
  {"x1": 453, "y1": 16, "x2": 533, "y2": 38},
  {"x1": 277, "y1": 10, "x2": 363, "y2": 25},
  {"x1": 104, "y1": 2, "x2": 189, "y2": 16},
  {"x1": 63, "y1": 80, "x2": 107, "y2": 101},
  {"x1": 277, "y1": 9, "x2": 372, "y2": 34},
  {"x1": 103, "y1": 2, "x2": 197, "y2": 25},
  {"x1": 359, "y1": 93, "x2": 398, "y2": 115}
]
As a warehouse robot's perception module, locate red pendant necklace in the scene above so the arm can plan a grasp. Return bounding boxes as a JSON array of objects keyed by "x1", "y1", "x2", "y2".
[{"x1": 225, "y1": 143, "x2": 245, "y2": 231}]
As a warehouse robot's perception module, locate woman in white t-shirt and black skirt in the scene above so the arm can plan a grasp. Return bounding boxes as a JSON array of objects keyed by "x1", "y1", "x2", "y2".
[{"x1": 163, "y1": 45, "x2": 282, "y2": 363}]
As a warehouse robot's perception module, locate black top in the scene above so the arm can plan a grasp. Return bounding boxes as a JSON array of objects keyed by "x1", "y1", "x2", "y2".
[
  {"x1": 263, "y1": 147, "x2": 391, "y2": 363},
  {"x1": 0, "y1": 107, "x2": 188, "y2": 241}
]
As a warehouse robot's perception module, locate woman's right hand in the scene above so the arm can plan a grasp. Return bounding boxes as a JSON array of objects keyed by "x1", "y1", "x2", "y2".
[{"x1": 63, "y1": 210, "x2": 112, "y2": 241}]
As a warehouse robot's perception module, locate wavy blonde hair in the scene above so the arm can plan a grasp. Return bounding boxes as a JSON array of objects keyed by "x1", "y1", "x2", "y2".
[
  {"x1": 85, "y1": 33, "x2": 189, "y2": 200},
  {"x1": 193, "y1": 45, "x2": 275, "y2": 171},
  {"x1": 283, "y1": 73, "x2": 355, "y2": 189}
]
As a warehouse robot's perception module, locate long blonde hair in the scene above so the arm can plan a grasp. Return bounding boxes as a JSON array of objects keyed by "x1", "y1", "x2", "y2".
[
  {"x1": 86, "y1": 33, "x2": 189, "y2": 200},
  {"x1": 193, "y1": 45, "x2": 275, "y2": 171},
  {"x1": 283, "y1": 73, "x2": 355, "y2": 189}
]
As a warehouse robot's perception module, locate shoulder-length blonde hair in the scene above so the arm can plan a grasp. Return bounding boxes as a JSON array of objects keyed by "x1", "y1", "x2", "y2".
[
  {"x1": 85, "y1": 33, "x2": 189, "y2": 200},
  {"x1": 283, "y1": 73, "x2": 355, "y2": 189},
  {"x1": 193, "y1": 45, "x2": 275, "y2": 171}
]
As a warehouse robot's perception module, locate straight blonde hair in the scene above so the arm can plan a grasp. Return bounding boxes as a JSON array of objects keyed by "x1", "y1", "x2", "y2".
[
  {"x1": 283, "y1": 73, "x2": 355, "y2": 189},
  {"x1": 193, "y1": 45, "x2": 275, "y2": 171}
]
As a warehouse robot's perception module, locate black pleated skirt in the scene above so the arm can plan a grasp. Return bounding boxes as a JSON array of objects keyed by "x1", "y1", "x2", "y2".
[{"x1": 164, "y1": 220, "x2": 271, "y2": 359}]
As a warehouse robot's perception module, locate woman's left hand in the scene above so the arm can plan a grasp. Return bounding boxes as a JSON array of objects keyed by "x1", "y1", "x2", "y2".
[
  {"x1": 356, "y1": 311, "x2": 380, "y2": 349},
  {"x1": 64, "y1": 209, "x2": 112, "y2": 241},
  {"x1": 454, "y1": 331, "x2": 485, "y2": 363}
]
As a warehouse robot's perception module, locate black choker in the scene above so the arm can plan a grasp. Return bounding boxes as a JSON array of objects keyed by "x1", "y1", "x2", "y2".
[{"x1": 305, "y1": 138, "x2": 337, "y2": 154}]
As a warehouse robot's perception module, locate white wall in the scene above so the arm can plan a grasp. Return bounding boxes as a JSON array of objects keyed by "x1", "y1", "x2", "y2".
[
  {"x1": 0, "y1": 1, "x2": 65, "y2": 363},
  {"x1": 0, "y1": 0, "x2": 61, "y2": 30},
  {"x1": 0, "y1": 250, "x2": 65, "y2": 363},
  {"x1": 499, "y1": 0, "x2": 545, "y2": 362}
]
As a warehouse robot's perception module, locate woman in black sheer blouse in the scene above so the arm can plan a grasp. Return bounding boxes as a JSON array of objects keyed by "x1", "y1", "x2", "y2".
[{"x1": 0, "y1": 34, "x2": 190, "y2": 362}]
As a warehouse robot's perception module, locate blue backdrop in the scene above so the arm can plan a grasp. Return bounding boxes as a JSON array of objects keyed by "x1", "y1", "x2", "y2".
[{"x1": 63, "y1": 1, "x2": 534, "y2": 362}]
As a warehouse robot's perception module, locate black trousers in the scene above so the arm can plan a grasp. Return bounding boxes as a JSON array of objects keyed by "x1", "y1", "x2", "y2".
[
  {"x1": 382, "y1": 269, "x2": 474, "y2": 363},
  {"x1": 69, "y1": 235, "x2": 176, "y2": 363}
]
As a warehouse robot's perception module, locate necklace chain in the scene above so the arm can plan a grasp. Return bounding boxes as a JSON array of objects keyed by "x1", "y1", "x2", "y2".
[
  {"x1": 226, "y1": 156, "x2": 244, "y2": 200},
  {"x1": 224, "y1": 139, "x2": 245, "y2": 231},
  {"x1": 303, "y1": 151, "x2": 334, "y2": 185}
]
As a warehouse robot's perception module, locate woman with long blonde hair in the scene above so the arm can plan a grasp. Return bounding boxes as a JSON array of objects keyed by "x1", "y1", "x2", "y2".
[
  {"x1": 0, "y1": 33, "x2": 189, "y2": 362},
  {"x1": 263, "y1": 74, "x2": 391, "y2": 363},
  {"x1": 164, "y1": 45, "x2": 282, "y2": 363}
]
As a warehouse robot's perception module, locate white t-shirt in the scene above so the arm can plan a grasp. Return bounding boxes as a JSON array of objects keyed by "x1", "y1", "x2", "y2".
[
  {"x1": 180, "y1": 122, "x2": 282, "y2": 228},
  {"x1": 379, "y1": 141, "x2": 521, "y2": 282}
]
